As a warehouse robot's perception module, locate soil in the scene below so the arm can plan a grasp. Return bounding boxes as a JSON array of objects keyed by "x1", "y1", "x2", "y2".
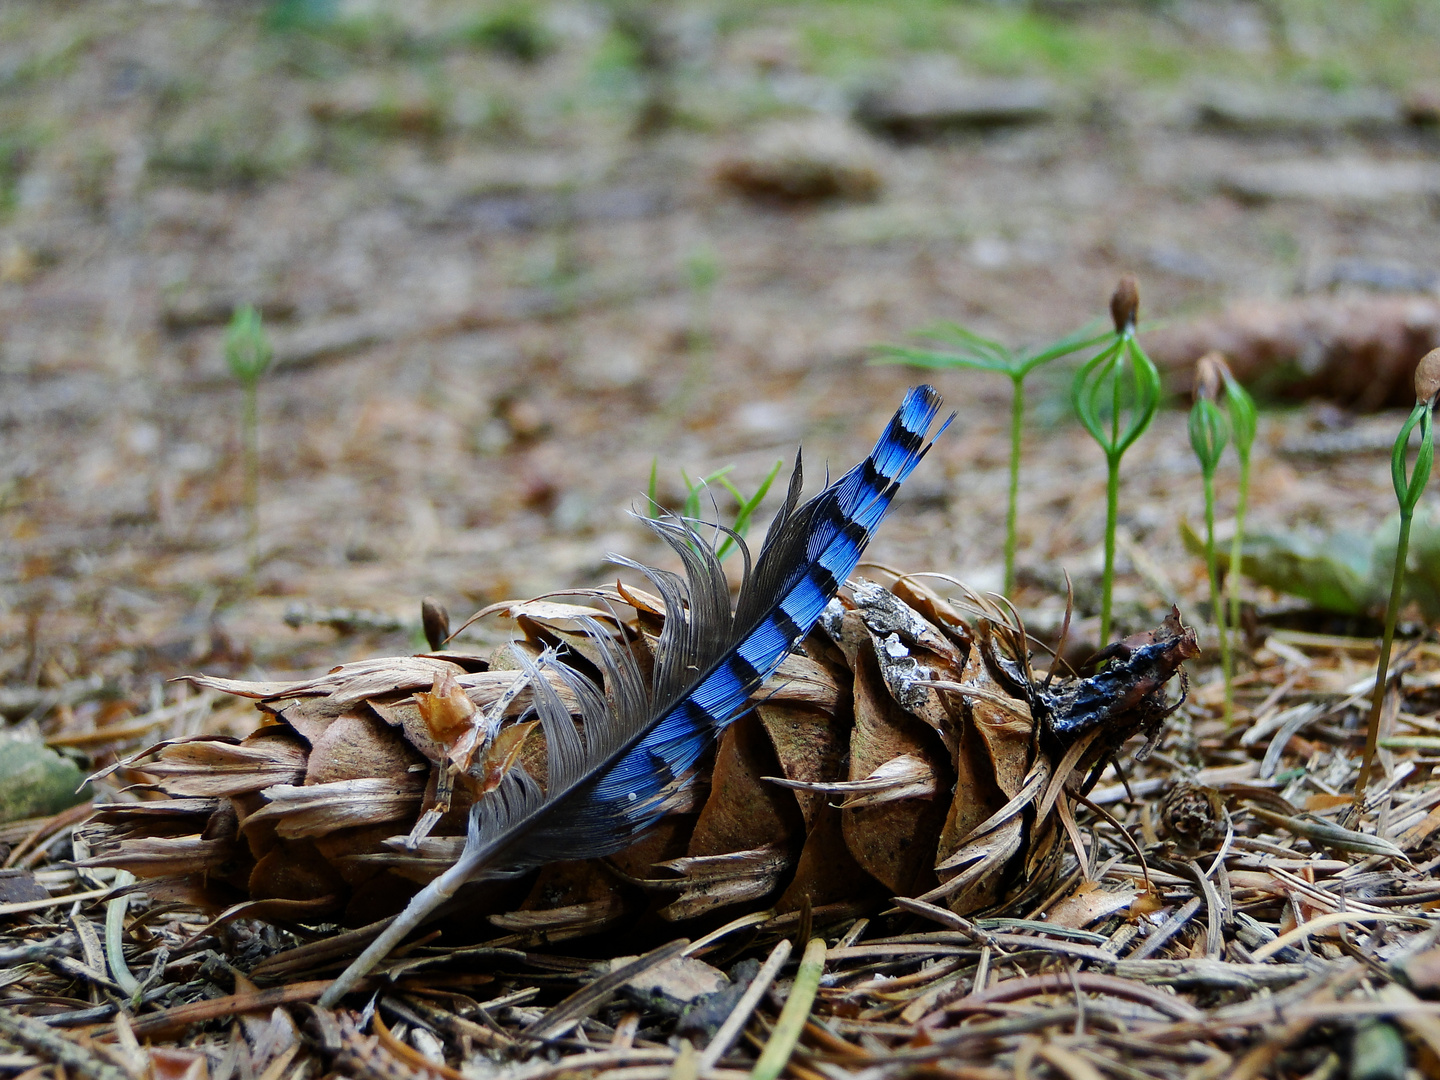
[
  {"x1": 0, "y1": 1, "x2": 1437, "y2": 727},
  {"x1": 9, "y1": 6, "x2": 1440, "y2": 1077}
]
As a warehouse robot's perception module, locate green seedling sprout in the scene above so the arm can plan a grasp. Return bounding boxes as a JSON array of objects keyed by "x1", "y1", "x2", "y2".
[
  {"x1": 1189, "y1": 356, "x2": 1233, "y2": 722},
  {"x1": 1214, "y1": 355, "x2": 1258, "y2": 633},
  {"x1": 1354, "y1": 347, "x2": 1440, "y2": 807},
  {"x1": 1072, "y1": 275, "x2": 1162, "y2": 644},
  {"x1": 877, "y1": 322, "x2": 1107, "y2": 596},
  {"x1": 647, "y1": 458, "x2": 784, "y2": 561},
  {"x1": 668, "y1": 241, "x2": 720, "y2": 415},
  {"x1": 225, "y1": 304, "x2": 272, "y2": 587},
  {"x1": 685, "y1": 242, "x2": 719, "y2": 354}
]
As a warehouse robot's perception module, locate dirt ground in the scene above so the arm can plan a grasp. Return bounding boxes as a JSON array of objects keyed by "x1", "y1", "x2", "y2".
[
  {"x1": 9, "y1": 5, "x2": 1440, "y2": 1078},
  {"x1": 0, "y1": 0, "x2": 1437, "y2": 722}
]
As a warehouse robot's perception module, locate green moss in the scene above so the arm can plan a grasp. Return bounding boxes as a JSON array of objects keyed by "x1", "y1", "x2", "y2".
[
  {"x1": 961, "y1": 10, "x2": 1087, "y2": 77},
  {"x1": 460, "y1": 5, "x2": 556, "y2": 63},
  {"x1": 756, "y1": 0, "x2": 1433, "y2": 96},
  {"x1": 0, "y1": 741, "x2": 91, "y2": 825}
]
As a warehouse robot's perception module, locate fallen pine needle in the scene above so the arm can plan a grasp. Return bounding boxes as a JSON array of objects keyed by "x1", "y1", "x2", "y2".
[
  {"x1": 374, "y1": 1009, "x2": 466, "y2": 1080},
  {"x1": 1249, "y1": 911, "x2": 1433, "y2": 962},
  {"x1": 0, "y1": 887, "x2": 111, "y2": 918},
  {"x1": 699, "y1": 939, "x2": 792, "y2": 1072},
  {"x1": 114, "y1": 980, "x2": 349, "y2": 1038},
  {"x1": 751, "y1": 937, "x2": 826, "y2": 1080}
]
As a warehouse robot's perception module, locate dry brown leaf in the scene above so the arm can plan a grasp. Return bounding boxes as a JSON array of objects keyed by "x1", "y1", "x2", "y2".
[
  {"x1": 764, "y1": 652, "x2": 843, "y2": 712},
  {"x1": 490, "y1": 897, "x2": 630, "y2": 936},
  {"x1": 931, "y1": 624, "x2": 1039, "y2": 913},
  {"x1": 775, "y1": 801, "x2": 874, "y2": 913},
  {"x1": 955, "y1": 637, "x2": 1034, "y2": 800},
  {"x1": 414, "y1": 670, "x2": 480, "y2": 766},
  {"x1": 147, "y1": 1046, "x2": 210, "y2": 1080},
  {"x1": 851, "y1": 579, "x2": 967, "y2": 669},
  {"x1": 501, "y1": 859, "x2": 635, "y2": 939},
  {"x1": 656, "y1": 845, "x2": 793, "y2": 920},
  {"x1": 604, "y1": 815, "x2": 695, "y2": 882},
  {"x1": 247, "y1": 838, "x2": 348, "y2": 903},
  {"x1": 889, "y1": 577, "x2": 975, "y2": 651},
  {"x1": 78, "y1": 833, "x2": 239, "y2": 880},
  {"x1": 188, "y1": 656, "x2": 470, "y2": 709},
  {"x1": 756, "y1": 701, "x2": 848, "y2": 827},
  {"x1": 764, "y1": 753, "x2": 938, "y2": 809},
  {"x1": 851, "y1": 581, "x2": 970, "y2": 766},
  {"x1": 472, "y1": 720, "x2": 540, "y2": 797},
  {"x1": 244, "y1": 778, "x2": 425, "y2": 838}
]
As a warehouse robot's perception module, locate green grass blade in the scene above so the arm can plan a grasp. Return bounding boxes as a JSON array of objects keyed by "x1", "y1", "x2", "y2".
[{"x1": 715, "y1": 458, "x2": 784, "y2": 560}]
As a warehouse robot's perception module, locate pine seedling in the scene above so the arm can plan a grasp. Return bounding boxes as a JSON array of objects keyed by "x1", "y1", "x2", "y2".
[
  {"x1": 877, "y1": 322, "x2": 1107, "y2": 595},
  {"x1": 665, "y1": 241, "x2": 721, "y2": 417},
  {"x1": 1189, "y1": 356, "x2": 1233, "y2": 722},
  {"x1": 225, "y1": 304, "x2": 272, "y2": 587},
  {"x1": 1072, "y1": 276, "x2": 1162, "y2": 644},
  {"x1": 1214, "y1": 356, "x2": 1258, "y2": 632},
  {"x1": 684, "y1": 241, "x2": 719, "y2": 355},
  {"x1": 1354, "y1": 347, "x2": 1440, "y2": 806}
]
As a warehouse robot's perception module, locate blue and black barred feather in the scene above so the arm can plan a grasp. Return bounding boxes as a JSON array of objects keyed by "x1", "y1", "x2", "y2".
[{"x1": 319, "y1": 386, "x2": 950, "y2": 1005}]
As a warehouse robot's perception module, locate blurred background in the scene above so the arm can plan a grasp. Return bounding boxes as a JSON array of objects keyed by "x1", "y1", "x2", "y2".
[{"x1": 1, "y1": 0, "x2": 1439, "y2": 709}]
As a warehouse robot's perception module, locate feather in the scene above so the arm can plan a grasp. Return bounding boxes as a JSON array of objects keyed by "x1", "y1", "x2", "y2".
[{"x1": 318, "y1": 386, "x2": 950, "y2": 1005}]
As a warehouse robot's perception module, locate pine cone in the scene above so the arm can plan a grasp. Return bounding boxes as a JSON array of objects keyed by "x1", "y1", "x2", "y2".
[{"x1": 81, "y1": 581, "x2": 1195, "y2": 940}]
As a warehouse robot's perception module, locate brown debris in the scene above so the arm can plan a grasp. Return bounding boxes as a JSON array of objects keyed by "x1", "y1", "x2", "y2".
[{"x1": 713, "y1": 119, "x2": 885, "y2": 203}]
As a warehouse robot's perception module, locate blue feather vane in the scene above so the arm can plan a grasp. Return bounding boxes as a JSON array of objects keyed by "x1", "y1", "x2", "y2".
[{"x1": 319, "y1": 386, "x2": 950, "y2": 1005}]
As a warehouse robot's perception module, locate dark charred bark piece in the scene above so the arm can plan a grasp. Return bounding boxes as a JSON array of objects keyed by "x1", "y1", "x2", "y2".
[{"x1": 1037, "y1": 608, "x2": 1199, "y2": 755}]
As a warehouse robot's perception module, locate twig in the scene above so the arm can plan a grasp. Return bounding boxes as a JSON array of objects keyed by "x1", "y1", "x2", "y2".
[{"x1": 1250, "y1": 912, "x2": 1432, "y2": 962}]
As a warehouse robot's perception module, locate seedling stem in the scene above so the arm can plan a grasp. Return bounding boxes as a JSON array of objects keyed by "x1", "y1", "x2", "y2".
[{"x1": 1189, "y1": 360, "x2": 1231, "y2": 722}]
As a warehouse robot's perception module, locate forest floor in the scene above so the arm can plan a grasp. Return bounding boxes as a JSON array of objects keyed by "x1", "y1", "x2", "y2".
[{"x1": 4, "y1": 2, "x2": 1440, "y2": 1078}]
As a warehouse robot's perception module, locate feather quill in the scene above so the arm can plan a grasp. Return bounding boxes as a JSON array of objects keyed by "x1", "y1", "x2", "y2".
[{"x1": 319, "y1": 386, "x2": 950, "y2": 1005}]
